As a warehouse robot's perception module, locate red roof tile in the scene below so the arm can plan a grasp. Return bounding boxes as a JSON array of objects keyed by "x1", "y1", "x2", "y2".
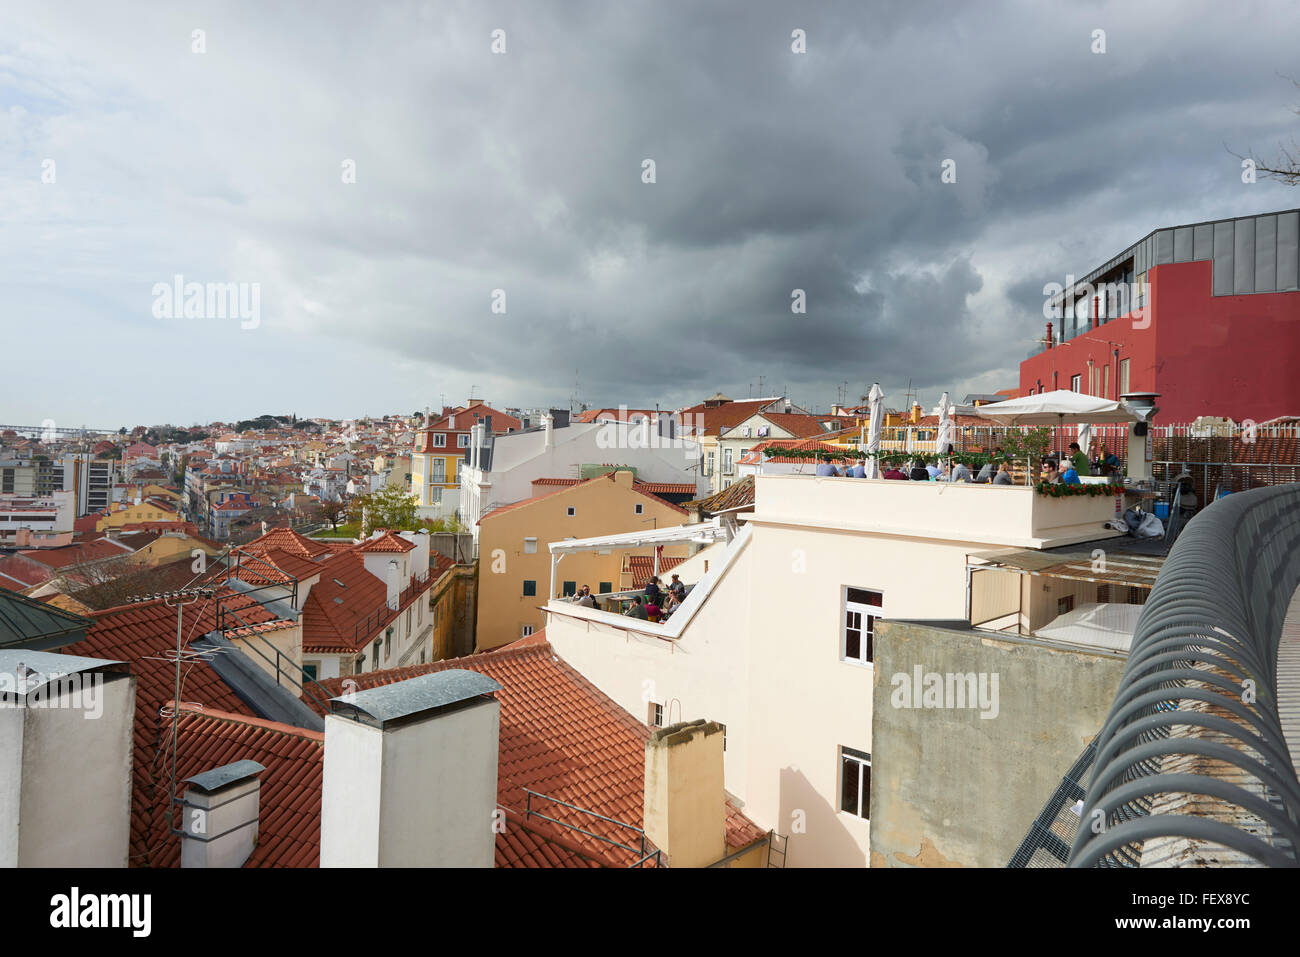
[
  {"x1": 355, "y1": 530, "x2": 416, "y2": 553},
  {"x1": 314, "y1": 643, "x2": 764, "y2": 866}
]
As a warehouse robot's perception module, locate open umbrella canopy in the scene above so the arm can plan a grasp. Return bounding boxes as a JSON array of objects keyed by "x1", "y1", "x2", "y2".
[{"x1": 953, "y1": 389, "x2": 1138, "y2": 425}]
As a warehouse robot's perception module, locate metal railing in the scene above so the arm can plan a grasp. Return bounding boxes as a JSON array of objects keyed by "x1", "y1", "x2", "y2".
[
  {"x1": 521, "y1": 788, "x2": 662, "y2": 867},
  {"x1": 1069, "y1": 483, "x2": 1300, "y2": 867}
]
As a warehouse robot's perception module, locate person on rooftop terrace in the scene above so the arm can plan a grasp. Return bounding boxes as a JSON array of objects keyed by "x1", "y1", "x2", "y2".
[
  {"x1": 909, "y1": 458, "x2": 931, "y2": 481},
  {"x1": 949, "y1": 459, "x2": 973, "y2": 482},
  {"x1": 882, "y1": 463, "x2": 908, "y2": 480},
  {"x1": 1069, "y1": 441, "x2": 1090, "y2": 477},
  {"x1": 1041, "y1": 458, "x2": 1062, "y2": 484},
  {"x1": 644, "y1": 575, "x2": 661, "y2": 603},
  {"x1": 815, "y1": 458, "x2": 841, "y2": 477},
  {"x1": 993, "y1": 460, "x2": 1013, "y2": 485},
  {"x1": 925, "y1": 458, "x2": 942, "y2": 479},
  {"x1": 669, "y1": 573, "x2": 686, "y2": 600},
  {"x1": 848, "y1": 456, "x2": 867, "y2": 478},
  {"x1": 975, "y1": 447, "x2": 1002, "y2": 483},
  {"x1": 624, "y1": 596, "x2": 649, "y2": 620},
  {"x1": 572, "y1": 584, "x2": 596, "y2": 608}
]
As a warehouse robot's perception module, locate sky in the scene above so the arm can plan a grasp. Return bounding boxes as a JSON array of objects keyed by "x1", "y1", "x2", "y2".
[{"x1": 2, "y1": 0, "x2": 1298, "y2": 429}]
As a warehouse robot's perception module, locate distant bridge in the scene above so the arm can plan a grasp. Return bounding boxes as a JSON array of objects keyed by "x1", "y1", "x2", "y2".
[{"x1": 0, "y1": 424, "x2": 119, "y2": 437}]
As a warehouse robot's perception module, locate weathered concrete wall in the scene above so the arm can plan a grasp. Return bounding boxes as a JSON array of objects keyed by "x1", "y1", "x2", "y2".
[{"x1": 869, "y1": 620, "x2": 1126, "y2": 867}]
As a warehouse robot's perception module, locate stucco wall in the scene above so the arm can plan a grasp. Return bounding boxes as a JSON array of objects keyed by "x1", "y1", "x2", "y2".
[{"x1": 869, "y1": 620, "x2": 1125, "y2": 867}]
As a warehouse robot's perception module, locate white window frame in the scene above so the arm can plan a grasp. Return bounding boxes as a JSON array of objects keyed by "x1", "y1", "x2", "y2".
[
  {"x1": 524, "y1": 537, "x2": 538, "y2": 554},
  {"x1": 433, "y1": 433, "x2": 446, "y2": 447},
  {"x1": 723, "y1": 448, "x2": 734, "y2": 474},
  {"x1": 457, "y1": 434, "x2": 470, "y2": 448},
  {"x1": 428, "y1": 458, "x2": 446, "y2": 483},
  {"x1": 566, "y1": 506, "x2": 576, "y2": 517},
  {"x1": 705, "y1": 452, "x2": 714, "y2": 476},
  {"x1": 841, "y1": 586, "x2": 882, "y2": 666},
  {"x1": 648, "y1": 702, "x2": 664, "y2": 728},
  {"x1": 1070, "y1": 374, "x2": 1081, "y2": 393},
  {"x1": 635, "y1": 503, "x2": 644, "y2": 515},
  {"x1": 839, "y1": 746, "x2": 871, "y2": 819},
  {"x1": 521, "y1": 624, "x2": 535, "y2": 638}
]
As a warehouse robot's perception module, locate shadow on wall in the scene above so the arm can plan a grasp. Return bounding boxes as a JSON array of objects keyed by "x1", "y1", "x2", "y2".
[{"x1": 779, "y1": 765, "x2": 866, "y2": 868}]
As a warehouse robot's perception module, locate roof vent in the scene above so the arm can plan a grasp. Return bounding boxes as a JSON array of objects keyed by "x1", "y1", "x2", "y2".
[{"x1": 180, "y1": 759, "x2": 266, "y2": 868}]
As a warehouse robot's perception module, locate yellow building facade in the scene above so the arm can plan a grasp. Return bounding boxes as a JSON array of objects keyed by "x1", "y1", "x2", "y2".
[{"x1": 476, "y1": 470, "x2": 687, "y2": 651}]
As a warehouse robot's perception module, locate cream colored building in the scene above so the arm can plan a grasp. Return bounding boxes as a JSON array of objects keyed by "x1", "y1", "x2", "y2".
[
  {"x1": 541, "y1": 475, "x2": 1127, "y2": 867},
  {"x1": 476, "y1": 470, "x2": 689, "y2": 651}
]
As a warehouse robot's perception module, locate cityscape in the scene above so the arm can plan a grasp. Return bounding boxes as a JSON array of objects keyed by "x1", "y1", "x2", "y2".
[{"x1": 3, "y1": 0, "x2": 1299, "y2": 937}]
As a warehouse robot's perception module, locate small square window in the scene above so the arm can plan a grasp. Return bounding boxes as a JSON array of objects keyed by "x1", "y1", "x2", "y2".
[
  {"x1": 566, "y1": 506, "x2": 576, "y2": 517},
  {"x1": 635, "y1": 503, "x2": 644, "y2": 514},
  {"x1": 522, "y1": 580, "x2": 537, "y2": 597},
  {"x1": 1057, "y1": 595, "x2": 1075, "y2": 615},
  {"x1": 521, "y1": 624, "x2": 535, "y2": 638},
  {"x1": 458, "y1": 434, "x2": 470, "y2": 447},
  {"x1": 562, "y1": 581, "x2": 576, "y2": 597},
  {"x1": 433, "y1": 433, "x2": 446, "y2": 447},
  {"x1": 598, "y1": 582, "x2": 612, "y2": 594}
]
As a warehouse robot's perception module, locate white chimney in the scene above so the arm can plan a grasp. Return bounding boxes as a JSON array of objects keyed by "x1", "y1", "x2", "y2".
[
  {"x1": 643, "y1": 719, "x2": 727, "y2": 868},
  {"x1": 448, "y1": 413, "x2": 455, "y2": 429},
  {"x1": 180, "y1": 759, "x2": 264, "y2": 868},
  {"x1": 386, "y1": 559, "x2": 400, "y2": 610},
  {"x1": 0, "y1": 652, "x2": 135, "y2": 867},
  {"x1": 320, "y1": 670, "x2": 501, "y2": 867},
  {"x1": 543, "y1": 413, "x2": 554, "y2": 449}
]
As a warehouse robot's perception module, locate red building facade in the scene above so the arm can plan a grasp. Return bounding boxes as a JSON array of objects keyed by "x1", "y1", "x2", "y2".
[{"x1": 1019, "y1": 210, "x2": 1300, "y2": 424}]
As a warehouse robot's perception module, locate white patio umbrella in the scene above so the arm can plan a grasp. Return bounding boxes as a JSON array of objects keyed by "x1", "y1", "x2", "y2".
[
  {"x1": 865, "y1": 383, "x2": 885, "y2": 478},
  {"x1": 951, "y1": 390, "x2": 1138, "y2": 482}
]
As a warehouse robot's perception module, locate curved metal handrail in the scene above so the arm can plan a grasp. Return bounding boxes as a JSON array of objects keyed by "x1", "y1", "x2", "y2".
[{"x1": 1068, "y1": 483, "x2": 1300, "y2": 867}]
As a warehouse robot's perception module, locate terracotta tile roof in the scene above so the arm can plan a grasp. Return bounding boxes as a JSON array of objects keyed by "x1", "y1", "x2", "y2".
[
  {"x1": 355, "y1": 530, "x2": 416, "y2": 553},
  {"x1": 314, "y1": 643, "x2": 764, "y2": 866},
  {"x1": 63, "y1": 591, "x2": 284, "y2": 865},
  {"x1": 16, "y1": 537, "x2": 135, "y2": 570},
  {"x1": 624, "y1": 555, "x2": 686, "y2": 588},
  {"x1": 129, "y1": 707, "x2": 325, "y2": 868},
  {"x1": 480, "y1": 473, "x2": 687, "y2": 524},
  {"x1": 241, "y1": 527, "x2": 332, "y2": 560},
  {"x1": 734, "y1": 411, "x2": 832, "y2": 438},
  {"x1": 684, "y1": 475, "x2": 756, "y2": 514},
  {"x1": 677, "y1": 398, "x2": 775, "y2": 437},
  {"x1": 574, "y1": 408, "x2": 658, "y2": 423},
  {"x1": 737, "y1": 439, "x2": 846, "y2": 465},
  {"x1": 635, "y1": 481, "x2": 697, "y2": 495}
]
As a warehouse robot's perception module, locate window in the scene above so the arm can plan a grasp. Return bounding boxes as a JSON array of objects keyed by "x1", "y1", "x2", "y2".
[
  {"x1": 723, "y1": 448, "x2": 734, "y2": 474},
  {"x1": 1118, "y1": 358, "x2": 1130, "y2": 396},
  {"x1": 428, "y1": 458, "x2": 445, "y2": 483},
  {"x1": 1103, "y1": 365, "x2": 1110, "y2": 400},
  {"x1": 649, "y1": 702, "x2": 664, "y2": 727},
  {"x1": 598, "y1": 582, "x2": 612, "y2": 594},
  {"x1": 405, "y1": 607, "x2": 411, "y2": 635},
  {"x1": 635, "y1": 503, "x2": 644, "y2": 515},
  {"x1": 566, "y1": 506, "x2": 576, "y2": 517},
  {"x1": 522, "y1": 580, "x2": 537, "y2": 597},
  {"x1": 372, "y1": 641, "x2": 381, "y2": 667},
  {"x1": 433, "y1": 433, "x2": 446, "y2": 447},
  {"x1": 1070, "y1": 374, "x2": 1081, "y2": 393},
  {"x1": 302, "y1": 664, "x2": 318, "y2": 682},
  {"x1": 705, "y1": 452, "x2": 714, "y2": 476},
  {"x1": 458, "y1": 434, "x2": 470, "y2": 447},
  {"x1": 1057, "y1": 595, "x2": 1075, "y2": 615},
  {"x1": 523, "y1": 537, "x2": 538, "y2": 554},
  {"x1": 521, "y1": 624, "x2": 535, "y2": 638},
  {"x1": 840, "y1": 746, "x2": 871, "y2": 819},
  {"x1": 842, "y1": 587, "x2": 882, "y2": 665},
  {"x1": 562, "y1": 581, "x2": 576, "y2": 597}
]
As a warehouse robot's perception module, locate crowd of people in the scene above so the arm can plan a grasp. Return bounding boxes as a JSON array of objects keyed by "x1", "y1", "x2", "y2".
[
  {"x1": 823, "y1": 440, "x2": 1126, "y2": 487},
  {"x1": 569, "y1": 572, "x2": 690, "y2": 625}
]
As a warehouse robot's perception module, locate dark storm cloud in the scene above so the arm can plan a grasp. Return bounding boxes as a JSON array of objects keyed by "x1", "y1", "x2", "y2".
[{"x1": 4, "y1": 0, "x2": 1299, "y2": 423}]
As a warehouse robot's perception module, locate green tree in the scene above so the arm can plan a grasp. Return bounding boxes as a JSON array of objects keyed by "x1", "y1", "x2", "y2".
[{"x1": 351, "y1": 484, "x2": 418, "y2": 531}]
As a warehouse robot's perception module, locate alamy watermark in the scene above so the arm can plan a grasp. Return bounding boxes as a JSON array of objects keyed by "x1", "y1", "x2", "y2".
[
  {"x1": 0, "y1": 669, "x2": 104, "y2": 719},
  {"x1": 152, "y1": 275, "x2": 260, "y2": 329},
  {"x1": 890, "y1": 665, "x2": 999, "y2": 719}
]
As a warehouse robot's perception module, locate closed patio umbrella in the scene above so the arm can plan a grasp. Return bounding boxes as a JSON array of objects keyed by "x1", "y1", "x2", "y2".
[{"x1": 865, "y1": 383, "x2": 885, "y2": 478}]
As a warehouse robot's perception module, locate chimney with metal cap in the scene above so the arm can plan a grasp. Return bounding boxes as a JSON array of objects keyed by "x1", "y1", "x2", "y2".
[
  {"x1": 643, "y1": 719, "x2": 726, "y2": 868},
  {"x1": 0, "y1": 650, "x2": 135, "y2": 866},
  {"x1": 320, "y1": 669, "x2": 501, "y2": 866},
  {"x1": 180, "y1": 759, "x2": 265, "y2": 868}
]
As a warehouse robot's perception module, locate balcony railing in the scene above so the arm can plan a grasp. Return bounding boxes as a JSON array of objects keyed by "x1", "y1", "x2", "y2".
[{"x1": 1069, "y1": 483, "x2": 1300, "y2": 867}]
